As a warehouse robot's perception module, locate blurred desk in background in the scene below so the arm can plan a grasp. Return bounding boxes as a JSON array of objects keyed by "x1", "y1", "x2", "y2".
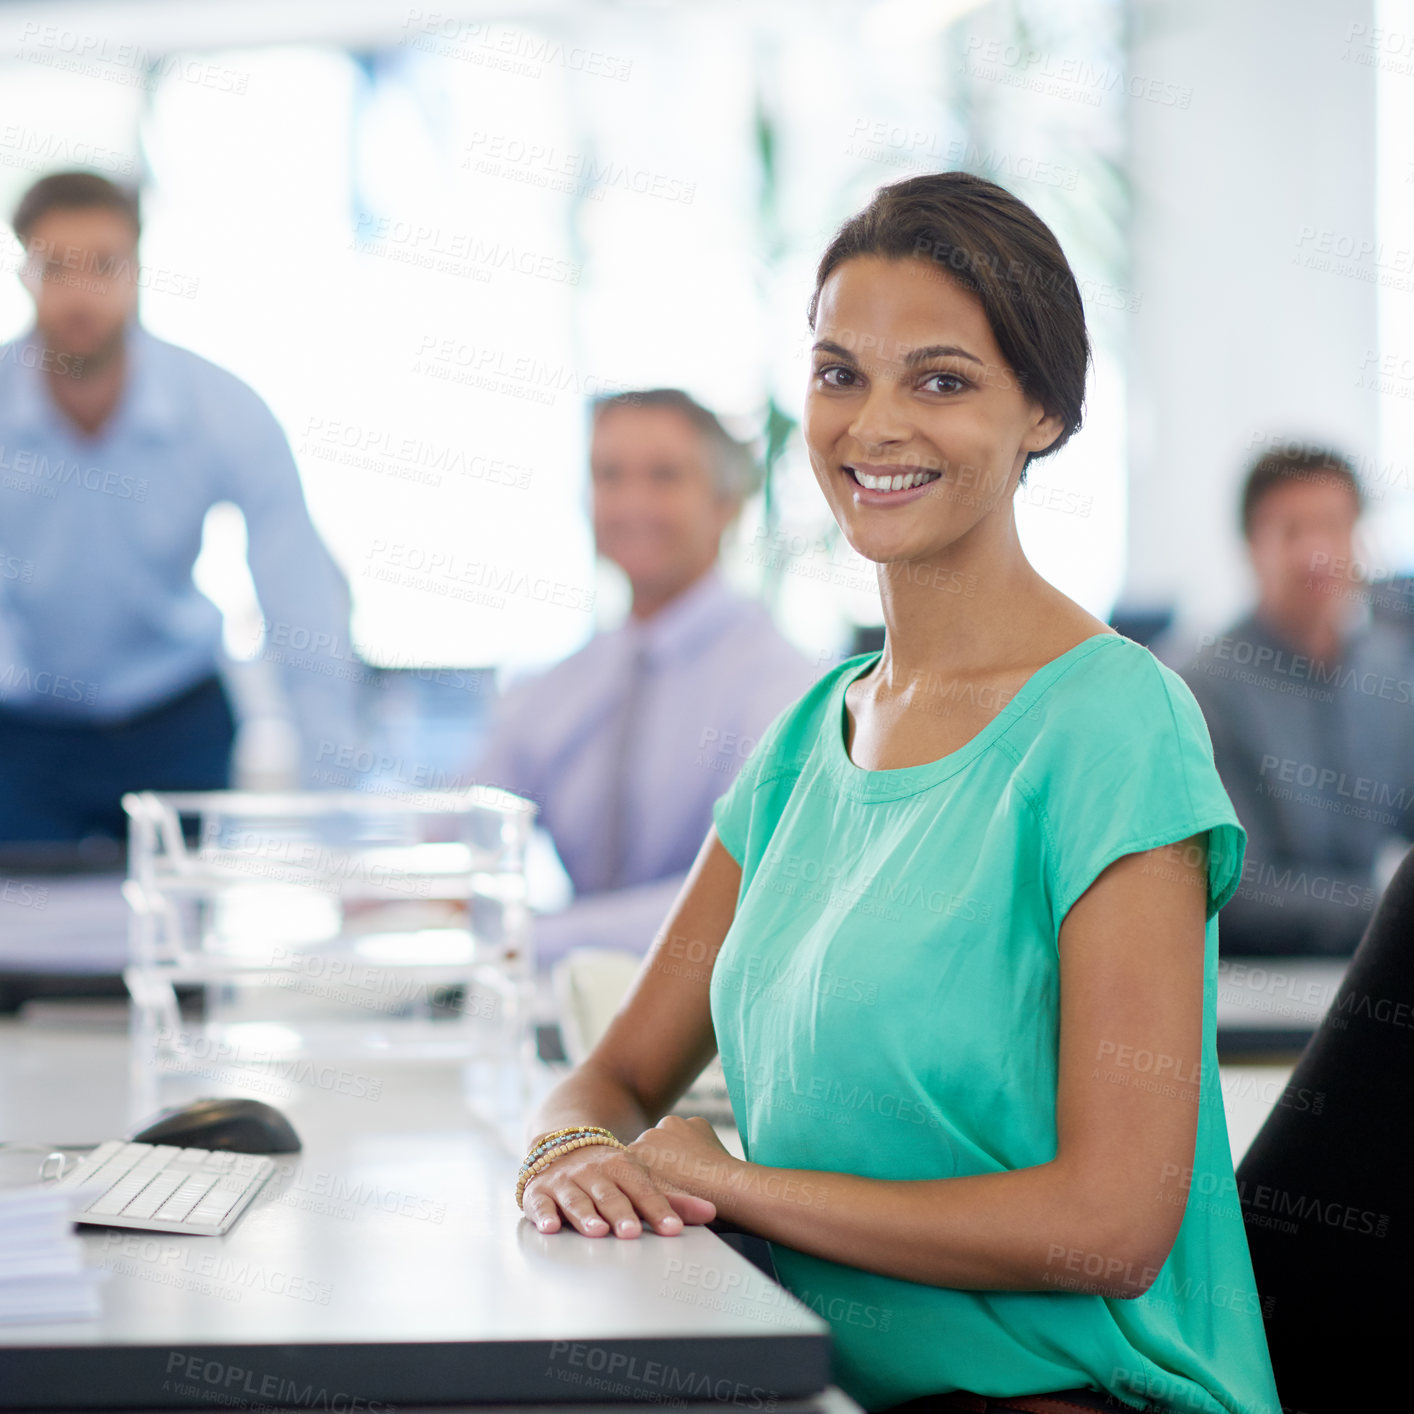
[
  {"x1": 1215, "y1": 955, "x2": 1348, "y2": 1059},
  {"x1": 0, "y1": 864, "x2": 129, "y2": 1014}
]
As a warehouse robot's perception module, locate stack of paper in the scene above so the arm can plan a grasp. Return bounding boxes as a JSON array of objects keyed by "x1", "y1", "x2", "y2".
[
  {"x1": 0, "y1": 873, "x2": 130, "y2": 975},
  {"x1": 0, "y1": 1184, "x2": 105, "y2": 1324}
]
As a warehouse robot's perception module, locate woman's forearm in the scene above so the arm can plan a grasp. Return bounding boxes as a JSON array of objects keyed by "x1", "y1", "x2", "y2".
[
  {"x1": 524, "y1": 831, "x2": 739, "y2": 1156},
  {"x1": 525, "y1": 1056, "x2": 659, "y2": 1148},
  {"x1": 690, "y1": 1156, "x2": 1168, "y2": 1297}
]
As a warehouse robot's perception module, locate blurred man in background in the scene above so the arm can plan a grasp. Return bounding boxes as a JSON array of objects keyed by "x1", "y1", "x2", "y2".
[
  {"x1": 1179, "y1": 446, "x2": 1414, "y2": 955},
  {"x1": 0, "y1": 170, "x2": 355, "y2": 849},
  {"x1": 472, "y1": 388, "x2": 816, "y2": 967}
]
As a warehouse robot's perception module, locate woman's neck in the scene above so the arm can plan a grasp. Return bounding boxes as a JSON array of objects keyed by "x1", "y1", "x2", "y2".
[{"x1": 870, "y1": 510, "x2": 1055, "y2": 686}]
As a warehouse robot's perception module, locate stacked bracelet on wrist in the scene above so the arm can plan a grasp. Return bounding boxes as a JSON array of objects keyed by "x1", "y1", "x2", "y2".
[
  {"x1": 522, "y1": 1126, "x2": 615, "y2": 1169},
  {"x1": 515, "y1": 1126, "x2": 626, "y2": 1211}
]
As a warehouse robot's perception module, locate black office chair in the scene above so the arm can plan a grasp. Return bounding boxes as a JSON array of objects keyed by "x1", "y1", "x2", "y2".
[{"x1": 1235, "y1": 842, "x2": 1414, "y2": 1410}]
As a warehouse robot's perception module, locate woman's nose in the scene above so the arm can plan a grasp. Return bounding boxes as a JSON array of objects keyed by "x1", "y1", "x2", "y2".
[{"x1": 847, "y1": 396, "x2": 912, "y2": 451}]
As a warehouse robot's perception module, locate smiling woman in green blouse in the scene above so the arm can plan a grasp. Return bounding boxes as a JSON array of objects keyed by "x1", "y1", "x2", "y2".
[{"x1": 518, "y1": 172, "x2": 1281, "y2": 1414}]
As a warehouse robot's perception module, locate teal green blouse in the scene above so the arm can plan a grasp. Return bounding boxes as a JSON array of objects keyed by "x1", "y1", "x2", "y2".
[{"x1": 709, "y1": 634, "x2": 1281, "y2": 1414}]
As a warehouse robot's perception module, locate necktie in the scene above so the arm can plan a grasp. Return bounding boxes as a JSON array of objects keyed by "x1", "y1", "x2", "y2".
[{"x1": 595, "y1": 642, "x2": 652, "y2": 893}]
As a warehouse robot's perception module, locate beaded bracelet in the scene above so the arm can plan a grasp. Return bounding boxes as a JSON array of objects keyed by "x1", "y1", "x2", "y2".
[
  {"x1": 516, "y1": 1134, "x2": 625, "y2": 1204},
  {"x1": 526, "y1": 1124, "x2": 617, "y2": 1151},
  {"x1": 515, "y1": 1133, "x2": 626, "y2": 1210},
  {"x1": 519, "y1": 1126, "x2": 617, "y2": 1176}
]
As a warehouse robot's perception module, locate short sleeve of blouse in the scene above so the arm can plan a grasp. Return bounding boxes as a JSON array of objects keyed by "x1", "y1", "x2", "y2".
[
  {"x1": 1031, "y1": 645, "x2": 1248, "y2": 929},
  {"x1": 710, "y1": 664, "x2": 844, "y2": 867},
  {"x1": 711, "y1": 750, "x2": 752, "y2": 866},
  {"x1": 711, "y1": 700, "x2": 794, "y2": 866}
]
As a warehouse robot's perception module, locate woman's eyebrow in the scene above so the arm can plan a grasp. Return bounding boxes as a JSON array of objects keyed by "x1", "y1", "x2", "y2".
[
  {"x1": 811, "y1": 338, "x2": 984, "y2": 367},
  {"x1": 811, "y1": 338, "x2": 859, "y2": 362},
  {"x1": 902, "y1": 343, "x2": 984, "y2": 368}
]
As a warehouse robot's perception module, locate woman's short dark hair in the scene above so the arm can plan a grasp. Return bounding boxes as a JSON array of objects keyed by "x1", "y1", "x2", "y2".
[
  {"x1": 12, "y1": 170, "x2": 141, "y2": 245},
  {"x1": 806, "y1": 171, "x2": 1090, "y2": 481},
  {"x1": 1241, "y1": 445, "x2": 1362, "y2": 538}
]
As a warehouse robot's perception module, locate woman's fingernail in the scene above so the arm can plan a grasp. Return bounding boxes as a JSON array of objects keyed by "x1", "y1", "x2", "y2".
[{"x1": 661, "y1": 1215, "x2": 682, "y2": 1229}]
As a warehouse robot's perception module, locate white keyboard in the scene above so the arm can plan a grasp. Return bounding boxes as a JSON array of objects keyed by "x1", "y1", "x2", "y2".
[{"x1": 55, "y1": 1140, "x2": 275, "y2": 1236}]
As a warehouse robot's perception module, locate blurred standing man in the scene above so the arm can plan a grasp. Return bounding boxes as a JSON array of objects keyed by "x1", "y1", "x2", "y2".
[
  {"x1": 472, "y1": 389, "x2": 817, "y2": 967},
  {"x1": 0, "y1": 171, "x2": 356, "y2": 846},
  {"x1": 1179, "y1": 447, "x2": 1414, "y2": 955}
]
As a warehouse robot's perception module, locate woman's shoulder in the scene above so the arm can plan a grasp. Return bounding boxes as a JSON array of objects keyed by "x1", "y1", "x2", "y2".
[
  {"x1": 1078, "y1": 631, "x2": 1210, "y2": 722},
  {"x1": 1021, "y1": 631, "x2": 1219, "y2": 770},
  {"x1": 1015, "y1": 631, "x2": 1245, "y2": 917}
]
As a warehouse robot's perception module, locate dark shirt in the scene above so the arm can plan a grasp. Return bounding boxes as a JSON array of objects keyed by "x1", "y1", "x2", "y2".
[{"x1": 1178, "y1": 608, "x2": 1414, "y2": 955}]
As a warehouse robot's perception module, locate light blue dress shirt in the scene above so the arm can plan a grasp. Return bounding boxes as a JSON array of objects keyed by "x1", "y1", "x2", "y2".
[
  {"x1": 472, "y1": 566, "x2": 820, "y2": 965},
  {"x1": 0, "y1": 320, "x2": 355, "y2": 776}
]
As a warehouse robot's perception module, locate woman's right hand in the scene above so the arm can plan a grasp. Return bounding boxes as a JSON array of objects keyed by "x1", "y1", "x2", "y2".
[{"x1": 520, "y1": 1141, "x2": 718, "y2": 1238}]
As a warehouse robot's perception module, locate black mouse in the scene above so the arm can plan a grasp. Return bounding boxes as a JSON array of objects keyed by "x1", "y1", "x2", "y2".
[{"x1": 130, "y1": 1097, "x2": 302, "y2": 1154}]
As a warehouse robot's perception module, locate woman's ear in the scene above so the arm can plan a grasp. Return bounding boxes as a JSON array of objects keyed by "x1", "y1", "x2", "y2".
[{"x1": 1022, "y1": 407, "x2": 1066, "y2": 456}]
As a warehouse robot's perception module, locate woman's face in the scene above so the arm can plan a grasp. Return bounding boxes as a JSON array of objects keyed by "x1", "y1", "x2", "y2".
[{"x1": 804, "y1": 254, "x2": 1063, "y2": 567}]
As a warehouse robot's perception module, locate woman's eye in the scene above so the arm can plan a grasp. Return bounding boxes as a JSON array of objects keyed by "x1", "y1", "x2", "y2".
[
  {"x1": 816, "y1": 365, "x2": 858, "y2": 388},
  {"x1": 921, "y1": 372, "x2": 967, "y2": 395}
]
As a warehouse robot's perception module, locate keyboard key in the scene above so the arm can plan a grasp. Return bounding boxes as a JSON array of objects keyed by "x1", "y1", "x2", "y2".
[
  {"x1": 134, "y1": 1145, "x2": 180, "y2": 1170},
  {"x1": 186, "y1": 1178, "x2": 255, "y2": 1227},
  {"x1": 73, "y1": 1144, "x2": 149, "y2": 1193},
  {"x1": 88, "y1": 1170, "x2": 163, "y2": 1217},
  {"x1": 68, "y1": 1140, "x2": 122, "y2": 1170},
  {"x1": 154, "y1": 1176, "x2": 217, "y2": 1223},
  {"x1": 55, "y1": 1141, "x2": 121, "y2": 1188},
  {"x1": 121, "y1": 1170, "x2": 190, "y2": 1220}
]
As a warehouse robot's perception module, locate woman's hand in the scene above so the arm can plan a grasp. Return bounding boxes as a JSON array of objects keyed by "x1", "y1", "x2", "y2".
[
  {"x1": 627, "y1": 1115, "x2": 741, "y2": 1210},
  {"x1": 520, "y1": 1139, "x2": 718, "y2": 1238}
]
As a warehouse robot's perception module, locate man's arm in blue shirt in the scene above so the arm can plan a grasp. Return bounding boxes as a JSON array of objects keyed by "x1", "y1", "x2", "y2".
[{"x1": 222, "y1": 389, "x2": 358, "y2": 783}]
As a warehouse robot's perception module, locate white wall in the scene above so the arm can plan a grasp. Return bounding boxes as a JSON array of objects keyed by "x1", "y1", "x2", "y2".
[{"x1": 1125, "y1": 0, "x2": 1380, "y2": 658}]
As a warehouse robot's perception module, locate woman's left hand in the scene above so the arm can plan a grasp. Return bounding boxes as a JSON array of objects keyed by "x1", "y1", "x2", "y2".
[{"x1": 627, "y1": 1115, "x2": 741, "y2": 1210}]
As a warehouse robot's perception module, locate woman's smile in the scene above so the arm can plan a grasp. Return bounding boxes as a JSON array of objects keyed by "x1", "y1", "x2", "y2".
[{"x1": 842, "y1": 460, "x2": 945, "y2": 506}]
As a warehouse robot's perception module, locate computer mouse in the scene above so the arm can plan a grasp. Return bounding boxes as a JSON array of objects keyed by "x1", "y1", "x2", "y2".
[{"x1": 129, "y1": 1097, "x2": 302, "y2": 1154}]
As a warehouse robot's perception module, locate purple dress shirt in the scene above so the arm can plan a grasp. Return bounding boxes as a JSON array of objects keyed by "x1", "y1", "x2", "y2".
[{"x1": 471, "y1": 567, "x2": 819, "y2": 966}]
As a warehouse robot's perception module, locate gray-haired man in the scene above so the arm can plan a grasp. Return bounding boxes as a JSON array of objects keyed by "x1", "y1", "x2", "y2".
[{"x1": 471, "y1": 389, "x2": 817, "y2": 967}]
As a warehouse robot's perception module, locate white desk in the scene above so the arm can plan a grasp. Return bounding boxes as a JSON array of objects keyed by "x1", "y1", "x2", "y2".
[
  {"x1": 0, "y1": 1012, "x2": 841, "y2": 1411},
  {"x1": 1214, "y1": 955, "x2": 1349, "y2": 1055}
]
